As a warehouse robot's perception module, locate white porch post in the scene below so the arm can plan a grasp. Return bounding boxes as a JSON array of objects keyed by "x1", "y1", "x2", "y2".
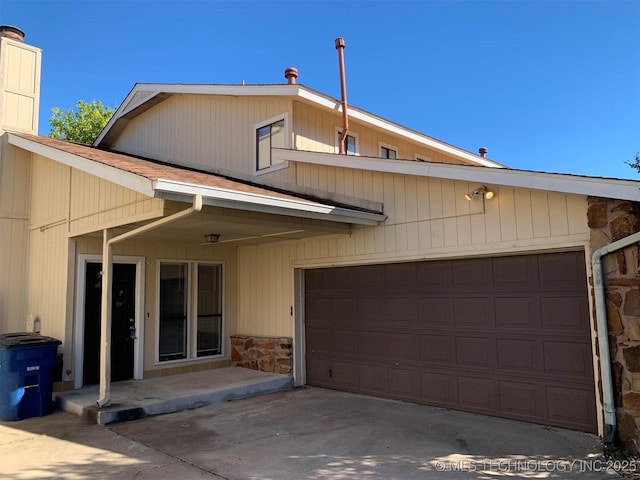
[{"x1": 97, "y1": 229, "x2": 113, "y2": 407}]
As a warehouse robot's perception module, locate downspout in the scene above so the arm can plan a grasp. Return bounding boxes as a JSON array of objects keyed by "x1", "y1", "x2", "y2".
[
  {"x1": 335, "y1": 38, "x2": 349, "y2": 155},
  {"x1": 97, "y1": 195, "x2": 203, "y2": 407},
  {"x1": 592, "y1": 230, "x2": 640, "y2": 443}
]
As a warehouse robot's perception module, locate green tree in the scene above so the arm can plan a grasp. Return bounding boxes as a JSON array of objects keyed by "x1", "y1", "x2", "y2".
[
  {"x1": 627, "y1": 152, "x2": 640, "y2": 174},
  {"x1": 49, "y1": 100, "x2": 116, "y2": 145}
]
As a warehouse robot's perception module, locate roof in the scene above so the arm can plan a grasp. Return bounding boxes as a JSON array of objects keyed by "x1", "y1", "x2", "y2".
[
  {"x1": 272, "y1": 148, "x2": 640, "y2": 202},
  {"x1": 7, "y1": 133, "x2": 385, "y2": 226},
  {"x1": 94, "y1": 83, "x2": 505, "y2": 169}
]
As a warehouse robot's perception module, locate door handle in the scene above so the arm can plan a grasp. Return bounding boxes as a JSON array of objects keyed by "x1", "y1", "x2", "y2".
[{"x1": 129, "y1": 325, "x2": 136, "y2": 339}]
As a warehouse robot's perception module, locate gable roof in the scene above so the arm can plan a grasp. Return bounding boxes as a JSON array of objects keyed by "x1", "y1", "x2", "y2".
[
  {"x1": 94, "y1": 83, "x2": 505, "y2": 169},
  {"x1": 7, "y1": 133, "x2": 385, "y2": 226}
]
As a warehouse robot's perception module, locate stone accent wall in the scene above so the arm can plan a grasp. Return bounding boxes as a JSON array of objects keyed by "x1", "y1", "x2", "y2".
[
  {"x1": 588, "y1": 197, "x2": 640, "y2": 451},
  {"x1": 230, "y1": 335, "x2": 292, "y2": 375}
]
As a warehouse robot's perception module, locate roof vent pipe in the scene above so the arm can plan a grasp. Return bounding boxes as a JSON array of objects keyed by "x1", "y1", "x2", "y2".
[
  {"x1": 335, "y1": 37, "x2": 349, "y2": 155},
  {"x1": 284, "y1": 67, "x2": 298, "y2": 85},
  {"x1": 479, "y1": 147, "x2": 488, "y2": 158},
  {"x1": 0, "y1": 25, "x2": 25, "y2": 42}
]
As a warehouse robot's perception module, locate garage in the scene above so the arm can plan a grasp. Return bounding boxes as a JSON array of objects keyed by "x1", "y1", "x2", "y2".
[{"x1": 305, "y1": 251, "x2": 597, "y2": 433}]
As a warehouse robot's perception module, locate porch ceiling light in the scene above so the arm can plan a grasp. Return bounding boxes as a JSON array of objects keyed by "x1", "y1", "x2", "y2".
[
  {"x1": 465, "y1": 185, "x2": 494, "y2": 201},
  {"x1": 204, "y1": 233, "x2": 221, "y2": 244}
]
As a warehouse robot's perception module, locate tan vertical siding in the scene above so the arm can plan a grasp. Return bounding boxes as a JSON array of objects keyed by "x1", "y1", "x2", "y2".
[
  {"x1": 112, "y1": 95, "x2": 291, "y2": 177},
  {"x1": 237, "y1": 167, "x2": 589, "y2": 338}
]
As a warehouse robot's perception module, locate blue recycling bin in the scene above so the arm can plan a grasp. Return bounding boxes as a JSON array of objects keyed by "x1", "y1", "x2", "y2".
[{"x1": 0, "y1": 332, "x2": 61, "y2": 421}]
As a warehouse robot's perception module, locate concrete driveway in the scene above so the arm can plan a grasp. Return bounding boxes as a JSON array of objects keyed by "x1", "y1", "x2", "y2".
[{"x1": 1, "y1": 387, "x2": 617, "y2": 479}]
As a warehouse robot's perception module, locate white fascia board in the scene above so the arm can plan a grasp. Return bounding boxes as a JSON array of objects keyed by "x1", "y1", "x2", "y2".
[
  {"x1": 94, "y1": 84, "x2": 141, "y2": 146},
  {"x1": 274, "y1": 148, "x2": 640, "y2": 201},
  {"x1": 153, "y1": 179, "x2": 385, "y2": 226},
  {"x1": 7, "y1": 133, "x2": 155, "y2": 197}
]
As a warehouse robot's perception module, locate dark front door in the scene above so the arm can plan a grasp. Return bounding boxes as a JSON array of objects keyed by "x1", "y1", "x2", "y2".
[{"x1": 83, "y1": 262, "x2": 136, "y2": 385}]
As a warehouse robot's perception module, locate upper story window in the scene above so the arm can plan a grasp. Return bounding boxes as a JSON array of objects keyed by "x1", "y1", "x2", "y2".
[
  {"x1": 255, "y1": 113, "x2": 289, "y2": 174},
  {"x1": 335, "y1": 128, "x2": 358, "y2": 155},
  {"x1": 380, "y1": 143, "x2": 397, "y2": 159}
]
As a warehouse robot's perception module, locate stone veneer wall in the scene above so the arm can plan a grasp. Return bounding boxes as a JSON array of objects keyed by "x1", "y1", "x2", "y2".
[
  {"x1": 230, "y1": 335, "x2": 292, "y2": 375},
  {"x1": 588, "y1": 197, "x2": 640, "y2": 451}
]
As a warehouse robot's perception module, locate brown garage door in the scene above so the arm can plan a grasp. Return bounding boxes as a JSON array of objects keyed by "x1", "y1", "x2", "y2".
[{"x1": 305, "y1": 251, "x2": 597, "y2": 432}]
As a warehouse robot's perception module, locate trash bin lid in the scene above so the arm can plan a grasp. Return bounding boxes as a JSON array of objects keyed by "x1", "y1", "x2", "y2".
[{"x1": 0, "y1": 332, "x2": 61, "y2": 349}]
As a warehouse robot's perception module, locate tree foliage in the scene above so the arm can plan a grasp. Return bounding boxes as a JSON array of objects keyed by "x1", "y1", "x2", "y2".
[
  {"x1": 49, "y1": 100, "x2": 116, "y2": 145},
  {"x1": 628, "y1": 152, "x2": 640, "y2": 174}
]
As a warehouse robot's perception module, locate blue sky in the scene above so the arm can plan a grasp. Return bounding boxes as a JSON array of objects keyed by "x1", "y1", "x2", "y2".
[{"x1": 2, "y1": 0, "x2": 639, "y2": 179}]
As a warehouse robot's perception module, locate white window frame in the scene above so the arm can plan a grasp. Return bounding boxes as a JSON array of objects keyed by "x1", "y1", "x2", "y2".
[
  {"x1": 378, "y1": 141, "x2": 398, "y2": 159},
  {"x1": 253, "y1": 112, "x2": 290, "y2": 175},
  {"x1": 334, "y1": 127, "x2": 359, "y2": 155},
  {"x1": 155, "y1": 260, "x2": 225, "y2": 365}
]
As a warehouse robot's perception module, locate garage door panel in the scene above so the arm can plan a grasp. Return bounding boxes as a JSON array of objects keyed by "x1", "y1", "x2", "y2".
[
  {"x1": 538, "y1": 252, "x2": 586, "y2": 289},
  {"x1": 332, "y1": 329, "x2": 356, "y2": 354},
  {"x1": 384, "y1": 263, "x2": 416, "y2": 293},
  {"x1": 387, "y1": 333, "x2": 417, "y2": 360},
  {"x1": 546, "y1": 386, "x2": 596, "y2": 428},
  {"x1": 419, "y1": 335, "x2": 452, "y2": 364},
  {"x1": 458, "y1": 376, "x2": 495, "y2": 410},
  {"x1": 492, "y1": 255, "x2": 538, "y2": 289},
  {"x1": 333, "y1": 361, "x2": 358, "y2": 387},
  {"x1": 452, "y1": 258, "x2": 492, "y2": 290},
  {"x1": 305, "y1": 251, "x2": 596, "y2": 433},
  {"x1": 386, "y1": 297, "x2": 418, "y2": 324},
  {"x1": 358, "y1": 331, "x2": 385, "y2": 357},
  {"x1": 421, "y1": 371, "x2": 455, "y2": 402},
  {"x1": 358, "y1": 297, "x2": 385, "y2": 324},
  {"x1": 453, "y1": 297, "x2": 492, "y2": 327},
  {"x1": 305, "y1": 327, "x2": 331, "y2": 353},
  {"x1": 388, "y1": 368, "x2": 419, "y2": 400},
  {"x1": 455, "y1": 337, "x2": 494, "y2": 368},
  {"x1": 541, "y1": 296, "x2": 589, "y2": 332},
  {"x1": 418, "y1": 297, "x2": 453, "y2": 325},
  {"x1": 543, "y1": 342, "x2": 593, "y2": 376},
  {"x1": 494, "y1": 297, "x2": 539, "y2": 329},
  {"x1": 358, "y1": 364, "x2": 388, "y2": 394},
  {"x1": 416, "y1": 260, "x2": 452, "y2": 288},
  {"x1": 306, "y1": 358, "x2": 332, "y2": 385},
  {"x1": 330, "y1": 298, "x2": 357, "y2": 323},
  {"x1": 496, "y1": 338, "x2": 539, "y2": 372},
  {"x1": 498, "y1": 381, "x2": 540, "y2": 416}
]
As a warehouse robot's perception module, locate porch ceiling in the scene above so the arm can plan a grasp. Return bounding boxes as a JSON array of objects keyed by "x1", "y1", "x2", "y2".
[{"x1": 77, "y1": 204, "x2": 352, "y2": 247}]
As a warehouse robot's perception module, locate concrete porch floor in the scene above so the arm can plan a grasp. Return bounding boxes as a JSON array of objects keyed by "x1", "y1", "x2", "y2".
[{"x1": 54, "y1": 366, "x2": 293, "y2": 425}]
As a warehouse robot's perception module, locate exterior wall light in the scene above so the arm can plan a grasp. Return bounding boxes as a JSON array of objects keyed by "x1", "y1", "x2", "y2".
[
  {"x1": 465, "y1": 186, "x2": 494, "y2": 201},
  {"x1": 204, "y1": 233, "x2": 221, "y2": 244}
]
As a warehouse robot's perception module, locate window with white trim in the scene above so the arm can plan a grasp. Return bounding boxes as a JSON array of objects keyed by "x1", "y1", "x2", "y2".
[
  {"x1": 335, "y1": 128, "x2": 358, "y2": 155},
  {"x1": 380, "y1": 145, "x2": 397, "y2": 159},
  {"x1": 158, "y1": 261, "x2": 223, "y2": 362},
  {"x1": 255, "y1": 114, "x2": 288, "y2": 173}
]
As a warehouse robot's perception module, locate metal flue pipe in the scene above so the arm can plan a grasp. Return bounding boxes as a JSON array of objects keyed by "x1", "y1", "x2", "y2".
[{"x1": 335, "y1": 38, "x2": 349, "y2": 154}]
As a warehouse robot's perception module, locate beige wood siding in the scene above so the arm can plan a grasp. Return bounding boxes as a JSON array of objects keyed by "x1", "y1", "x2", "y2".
[
  {"x1": 68, "y1": 168, "x2": 164, "y2": 236},
  {"x1": 0, "y1": 143, "x2": 31, "y2": 332},
  {"x1": 75, "y1": 239, "x2": 238, "y2": 373},
  {"x1": 0, "y1": 37, "x2": 40, "y2": 134},
  {"x1": 25, "y1": 153, "x2": 165, "y2": 347},
  {"x1": 237, "y1": 172, "x2": 589, "y2": 338},
  {"x1": 111, "y1": 94, "x2": 291, "y2": 176}
]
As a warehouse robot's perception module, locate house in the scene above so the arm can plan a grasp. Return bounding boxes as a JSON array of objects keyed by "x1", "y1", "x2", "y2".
[{"x1": 2, "y1": 27, "x2": 640, "y2": 449}]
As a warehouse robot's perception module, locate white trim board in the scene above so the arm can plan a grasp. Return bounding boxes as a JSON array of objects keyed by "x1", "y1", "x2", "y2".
[{"x1": 273, "y1": 148, "x2": 640, "y2": 202}]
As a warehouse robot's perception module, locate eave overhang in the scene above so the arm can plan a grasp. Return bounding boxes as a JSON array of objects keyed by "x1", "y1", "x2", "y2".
[
  {"x1": 273, "y1": 148, "x2": 640, "y2": 202},
  {"x1": 7, "y1": 133, "x2": 385, "y2": 226}
]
